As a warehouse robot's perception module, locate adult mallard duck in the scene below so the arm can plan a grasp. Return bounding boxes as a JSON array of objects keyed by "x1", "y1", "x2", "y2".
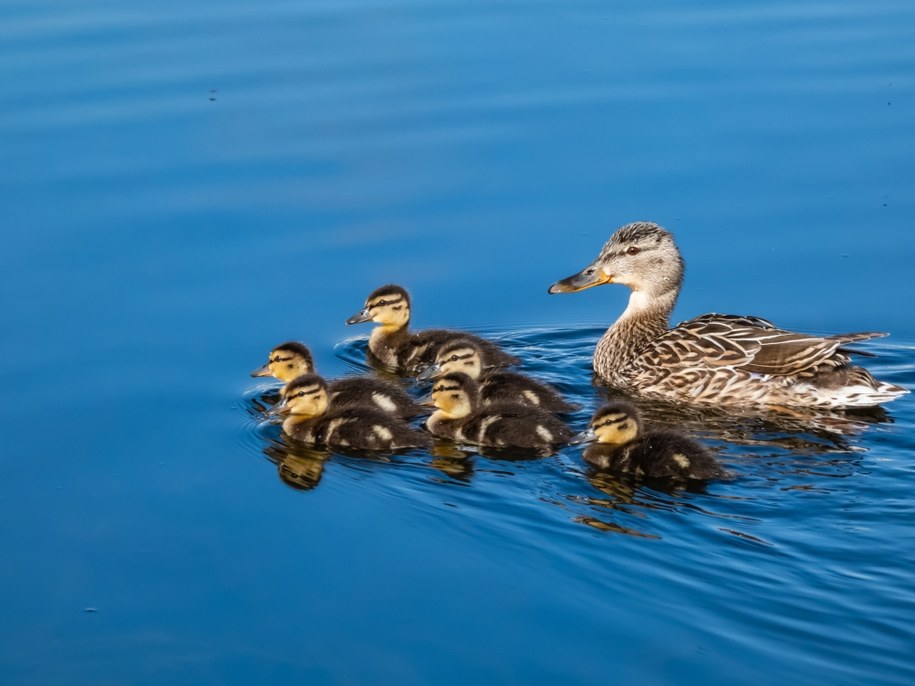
[
  {"x1": 345, "y1": 284, "x2": 519, "y2": 374},
  {"x1": 548, "y1": 221, "x2": 907, "y2": 409},
  {"x1": 572, "y1": 401, "x2": 725, "y2": 480}
]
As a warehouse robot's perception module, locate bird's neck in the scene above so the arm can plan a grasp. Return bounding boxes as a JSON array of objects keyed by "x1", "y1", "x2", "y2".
[{"x1": 595, "y1": 287, "x2": 677, "y2": 378}]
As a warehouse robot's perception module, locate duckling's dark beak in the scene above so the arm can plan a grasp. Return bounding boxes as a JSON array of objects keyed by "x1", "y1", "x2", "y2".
[
  {"x1": 418, "y1": 394, "x2": 436, "y2": 408},
  {"x1": 416, "y1": 363, "x2": 442, "y2": 381},
  {"x1": 265, "y1": 399, "x2": 289, "y2": 418},
  {"x1": 345, "y1": 306, "x2": 372, "y2": 325},
  {"x1": 548, "y1": 265, "x2": 613, "y2": 294},
  {"x1": 569, "y1": 428, "x2": 597, "y2": 445},
  {"x1": 250, "y1": 362, "x2": 272, "y2": 377}
]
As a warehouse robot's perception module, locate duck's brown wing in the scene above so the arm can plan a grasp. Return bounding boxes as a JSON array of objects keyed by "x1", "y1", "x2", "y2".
[{"x1": 641, "y1": 313, "x2": 887, "y2": 377}]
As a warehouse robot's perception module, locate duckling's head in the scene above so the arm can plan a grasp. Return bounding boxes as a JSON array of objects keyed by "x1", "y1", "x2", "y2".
[
  {"x1": 277, "y1": 373, "x2": 330, "y2": 419},
  {"x1": 573, "y1": 402, "x2": 641, "y2": 445},
  {"x1": 346, "y1": 284, "x2": 411, "y2": 328},
  {"x1": 548, "y1": 222, "x2": 684, "y2": 299},
  {"x1": 430, "y1": 372, "x2": 479, "y2": 419},
  {"x1": 420, "y1": 339, "x2": 485, "y2": 380},
  {"x1": 250, "y1": 341, "x2": 314, "y2": 382}
]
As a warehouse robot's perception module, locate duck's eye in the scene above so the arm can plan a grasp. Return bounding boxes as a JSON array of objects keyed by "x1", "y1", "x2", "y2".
[
  {"x1": 376, "y1": 299, "x2": 387, "y2": 307},
  {"x1": 626, "y1": 246, "x2": 641, "y2": 256},
  {"x1": 450, "y1": 355, "x2": 459, "y2": 362},
  {"x1": 295, "y1": 391, "x2": 306, "y2": 398}
]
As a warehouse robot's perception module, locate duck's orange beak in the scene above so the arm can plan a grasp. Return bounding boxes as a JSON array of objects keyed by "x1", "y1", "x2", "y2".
[{"x1": 548, "y1": 265, "x2": 613, "y2": 293}]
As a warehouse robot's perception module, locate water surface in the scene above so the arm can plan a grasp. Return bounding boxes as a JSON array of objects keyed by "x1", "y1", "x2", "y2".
[{"x1": 2, "y1": 0, "x2": 915, "y2": 684}]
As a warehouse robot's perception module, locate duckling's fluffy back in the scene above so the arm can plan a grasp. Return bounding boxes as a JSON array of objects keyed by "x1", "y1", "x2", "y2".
[
  {"x1": 460, "y1": 401, "x2": 573, "y2": 450},
  {"x1": 583, "y1": 430, "x2": 723, "y2": 480},
  {"x1": 287, "y1": 405, "x2": 431, "y2": 451}
]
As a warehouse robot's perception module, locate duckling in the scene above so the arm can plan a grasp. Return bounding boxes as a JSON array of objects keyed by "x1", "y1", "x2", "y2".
[
  {"x1": 420, "y1": 338, "x2": 578, "y2": 413},
  {"x1": 548, "y1": 221, "x2": 908, "y2": 409},
  {"x1": 573, "y1": 401, "x2": 724, "y2": 480},
  {"x1": 426, "y1": 372, "x2": 573, "y2": 452},
  {"x1": 251, "y1": 341, "x2": 422, "y2": 419},
  {"x1": 272, "y1": 373, "x2": 432, "y2": 450},
  {"x1": 346, "y1": 284, "x2": 520, "y2": 374}
]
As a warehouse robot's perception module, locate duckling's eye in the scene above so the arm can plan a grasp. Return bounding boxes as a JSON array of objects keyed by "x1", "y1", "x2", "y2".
[
  {"x1": 626, "y1": 246, "x2": 641, "y2": 256},
  {"x1": 450, "y1": 355, "x2": 459, "y2": 362},
  {"x1": 376, "y1": 299, "x2": 387, "y2": 306},
  {"x1": 295, "y1": 391, "x2": 306, "y2": 398}
]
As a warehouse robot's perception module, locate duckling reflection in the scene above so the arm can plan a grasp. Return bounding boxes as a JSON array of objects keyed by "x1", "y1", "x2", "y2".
[
  {"x1": 420, "y1": 338, "x2": 578, "y2": 413},
  {"x1": 273, "y1": 373, "x2": 432, "y2": 451},
  {"x1": 574, "y1": 401, "x2": 725, "y2": 480},
  {"x1": 345, "y1": 284, "x2": 519, "y2": 373},
  {"x1": 263, "y1": 441, "x2": 330, "y2": 491},
  {"x1": 426, "y1": 372, "x2": 572, "y2": 453},
  {"x1": 251, "y1": 341, "x2": 422, "y2": 418}
]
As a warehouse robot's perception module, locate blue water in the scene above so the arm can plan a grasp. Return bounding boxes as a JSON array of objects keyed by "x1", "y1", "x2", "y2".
[{"x1": 3, "y1": 0, "x2": 915, "y2": 683}]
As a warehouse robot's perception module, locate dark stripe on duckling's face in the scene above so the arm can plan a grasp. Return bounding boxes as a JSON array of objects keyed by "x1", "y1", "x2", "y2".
[
  {"x1": 591, "y1": 416, "x2": 639, "y2": 446},
  {"x1": 347, "y1": 291, "x2": 411, "y2": 326},
  {"x1": 283, "y1": 374, "x2": 328, "y2": 419},
  {"x1": 430, "y1": 376, "x2": 476, "y2": 416},
  {"x1": 369, "y1": 295, "x2": 405, "y2": 310},
  {"x1": 431, "y1": 381, "x2": 463, "y2": 396},
  {"x1": 252, "y1": 341, "x2": 314, "y2": 379},
  {"x1": 285, "y1": 386, "x2": 322, "y2": 399},
  {"x1": 591, "y1": 412, "x2": 630, "y2": 428}
]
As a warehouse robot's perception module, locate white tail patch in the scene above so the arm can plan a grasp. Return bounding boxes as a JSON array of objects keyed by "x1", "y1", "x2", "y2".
[
  {"x1": 324, "y1": 418, "x2": 346, "y2": 442},
  {"x1": 535, "y1": 425, "x2": 554, "y2": 443},
  {"x1": 522, "y1": 390, "x2": 541, "y2": 405},
  {"x1": 808, "y1": 381, "x2": 910, "y2": 408},
  {"x1": 372, "y1": 425, "x2": 394, "y2": 441},
  {"x1": 372, "y1": 392, "x2": 398, "y2": 413},
  {"x1": 477, "y1": 415, "x2": 501, "y2": 442},
  {"x1": 671, "y1": 453, "x2": 691, "y2": 470}
]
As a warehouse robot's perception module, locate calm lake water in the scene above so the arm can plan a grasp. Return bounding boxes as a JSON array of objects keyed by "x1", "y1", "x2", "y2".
[{"x1": 3, "y1": 0, "x2": 915, "y2": 684}]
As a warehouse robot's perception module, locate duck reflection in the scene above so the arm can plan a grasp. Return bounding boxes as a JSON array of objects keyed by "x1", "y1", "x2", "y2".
[
  {"x1": 570, "y1": 468, "x2": 717, "y2": 538},
  {"x1": 429, "y1": 442, "x2": 476, "y2": 481},
  {"x1": 262, "y1": 440, "x2": 330, "y2": 491}
]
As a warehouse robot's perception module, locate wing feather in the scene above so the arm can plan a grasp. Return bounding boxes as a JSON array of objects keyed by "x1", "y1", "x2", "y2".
[{"x1": 635, "y1": 314, "x2": 887, "y2": 377}]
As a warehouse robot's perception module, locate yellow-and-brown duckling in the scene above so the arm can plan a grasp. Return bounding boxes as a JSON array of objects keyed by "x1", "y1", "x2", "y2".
[
  {"x1": 419, "y1": 338, "x2": 578, "y2": 413},
  {"x1": 270, "y1": 373, "x2": 432, "y2": 450},
  {"x1": 549, "y1": 221, "x2": 908, "y2": 409},
  {"x1": 345, "y1": 284, "x2": 520, "y2": 374},
  {"x1": 426, "y1": 372, "x2": 572, "y2": 452},
  {"x1": 251, "y1": 341, "x2": 422, "y2": 419},
  {"x1": 573, "y1": 401, "x2": 724, "y2": 480}
]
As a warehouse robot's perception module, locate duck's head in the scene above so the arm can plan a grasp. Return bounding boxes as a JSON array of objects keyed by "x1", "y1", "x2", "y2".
[
  {"x1": 270, "y1": 373, "x2": 330, "y2": 419},
  {"x1": 250, "y1": 341, "x2": 314, "y2": 382},
  {"x1": 548, "y1": 222, "x2": 684, "y2": 299},
  {"x1": 572, "y1": 402, "x2": 641, "y2": 445},
  {"x1": 346, "y1": 284, "x2": 411, "y2": 328},
  {"x1": 429, "y1": 372, "x2": 479, "y2": 419},
  {"x1": 417, "y1": 338, "x2": 485, "y2": 381}
]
